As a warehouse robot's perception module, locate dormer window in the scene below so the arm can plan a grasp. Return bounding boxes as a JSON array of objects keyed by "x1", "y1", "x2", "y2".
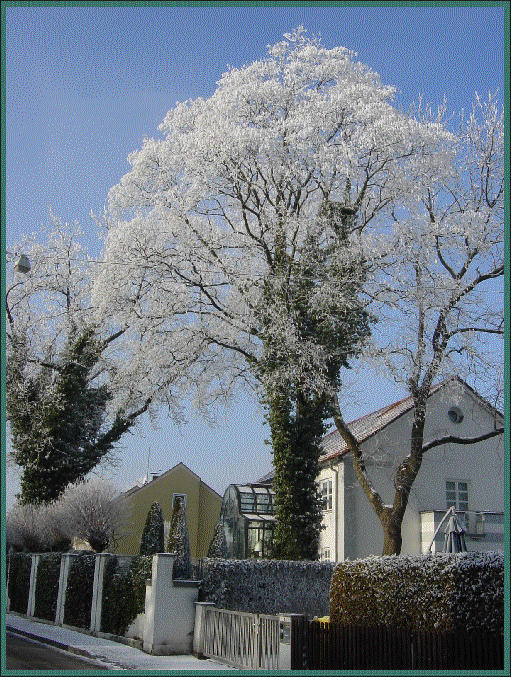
[{"x1": 448, "y1": 407, "x2": 464, "y2": 424}]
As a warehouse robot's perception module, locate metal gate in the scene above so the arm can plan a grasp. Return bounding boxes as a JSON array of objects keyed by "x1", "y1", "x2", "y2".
[{"x1": 201, "y1": 607, "x2": 280, "y2": 669}]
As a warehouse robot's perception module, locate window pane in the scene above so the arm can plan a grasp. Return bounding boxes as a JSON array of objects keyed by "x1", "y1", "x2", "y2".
[
  {"x1": 446, "y1": 482, "x2": 455, "y2": 491},
  {"x1": 459, "y1": 501, "x2": 468, "y2": 512},
  {"x1": 458, "y1": 482, "x2": 468, "y2": 492}
]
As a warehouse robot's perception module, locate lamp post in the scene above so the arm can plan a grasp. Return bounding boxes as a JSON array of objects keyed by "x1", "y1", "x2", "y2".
[
  {"x1": 6, "y1": 251, "x2": 31, "y2": 274},
  {"x1": 14, "y1": 254, "x2": 31, "y2": 274}
]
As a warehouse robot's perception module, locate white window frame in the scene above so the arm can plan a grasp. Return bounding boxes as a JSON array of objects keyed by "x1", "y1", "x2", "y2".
[
  {"x1": 172, "y1": 493, "x2": 187, "y2": 509},
  {"x1": 320, "y1": 479, "x2": 333, "y2": 511},
  {"x1": 446, "y1": 480, "x2": 468, "y2": 512}
]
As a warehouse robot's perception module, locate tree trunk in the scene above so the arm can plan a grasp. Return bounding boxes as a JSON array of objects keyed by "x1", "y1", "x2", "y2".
[
  {"x1": 381, "y1": 511, "x2": 403, "y2": 555},
  {"x1": 268, "y1": 386, "x2": 324, "y2": 560}
]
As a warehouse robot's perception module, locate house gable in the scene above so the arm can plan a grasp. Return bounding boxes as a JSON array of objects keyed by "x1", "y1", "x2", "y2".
[{"x1": 116, "y1": 462, "x2": 222, "y2": 557}]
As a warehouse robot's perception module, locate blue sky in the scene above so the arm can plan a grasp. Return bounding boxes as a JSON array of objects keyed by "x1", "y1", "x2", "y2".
[{"x1": 4, "y1": 3, "x2": 506, "y2": 507}]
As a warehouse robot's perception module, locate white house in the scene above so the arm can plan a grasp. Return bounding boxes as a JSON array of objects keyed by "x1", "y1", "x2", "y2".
[{"x1": 254, "y1": 377, "x2": 504, "y2": 560}]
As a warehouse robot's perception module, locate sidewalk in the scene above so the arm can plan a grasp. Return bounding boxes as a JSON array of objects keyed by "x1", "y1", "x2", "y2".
[{"x1": 6, "y1": 613, "x2": 234, "y2": 671}]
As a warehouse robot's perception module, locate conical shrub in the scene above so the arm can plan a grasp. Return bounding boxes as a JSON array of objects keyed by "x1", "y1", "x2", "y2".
[
  {"x1": 166, "y1": 497, "x2": 192, "y2": 579},
  {"x1": 139, "y1": 502, "x2": 164, "y2": 555}
]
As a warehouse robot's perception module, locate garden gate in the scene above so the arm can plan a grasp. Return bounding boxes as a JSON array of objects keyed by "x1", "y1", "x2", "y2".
[{"x1": 200, "y1": 607, "x2": 280, "y2": 669}]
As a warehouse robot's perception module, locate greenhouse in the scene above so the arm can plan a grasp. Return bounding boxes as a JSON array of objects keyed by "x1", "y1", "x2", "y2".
[{"x1": 220, "y1": 484, "x2": 275, "y2": 559}]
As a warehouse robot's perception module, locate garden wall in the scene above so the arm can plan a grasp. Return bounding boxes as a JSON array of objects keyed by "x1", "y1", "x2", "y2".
[
  {"x1": 199, "y1": 558, "x2": 335, "y2": 616},
  {"x1": 7, "y1": 551, "x2": 198, "y2": 655}
]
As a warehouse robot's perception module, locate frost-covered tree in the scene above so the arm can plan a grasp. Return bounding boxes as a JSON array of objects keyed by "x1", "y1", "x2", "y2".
[
  {"x1": 331, "y1": 94, "x2": 504, "y2": 554},
  {"x1": 57, "y1": 478, "x2": 127, "y2": 552},
  {"x1": 207, "y1": 521, "x2": 228, "y2": 559},
  {"x1": 166, "y1": 497, "x2": 192, "y2": 578},
  {"x1": 140, "y1": 502, "x2": 164, "y2": 555},
  {"x1": 6, "y1": 218, "x2": 188, "y2": 504},
  {"x1": 6, "y1": 503, "x2": 53, "y2": 552},
  {"x1": 97, "y1": 28, "x2": 452, "y2": 558}
]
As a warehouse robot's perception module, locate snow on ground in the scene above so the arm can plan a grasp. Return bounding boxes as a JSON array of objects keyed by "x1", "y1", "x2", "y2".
[{"x1": 6, "y1": 613, "x2": 235, "y2": 671}]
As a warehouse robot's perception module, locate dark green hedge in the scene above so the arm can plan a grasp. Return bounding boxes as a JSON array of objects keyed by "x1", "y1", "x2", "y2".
[
  {"x1": 8, "y1": 553, "x2": 32, "y2": 613},
  {"x1": 34, "y1": 554, "x2": 62, "y2": 621},
  {"x1": 63, "y1": 554, "x2": 96, "y2": 628},
  {"x1": 330, "y1": 551, "x2": 504, "y2": 634},
  {"x1": 100, "y1": 555, "x2": 152, "y2": 637},
  {"x1": 129, "y1": 555, "x2": 153, "y2": 615},
  {"x1": 101, "y1": 557, "x2": 136, "y2": 636}
]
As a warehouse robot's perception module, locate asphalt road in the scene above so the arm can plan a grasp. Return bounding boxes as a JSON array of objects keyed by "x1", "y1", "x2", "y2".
[{"x1": 6, "y1": 632, "x2": 113, "y2": 670}]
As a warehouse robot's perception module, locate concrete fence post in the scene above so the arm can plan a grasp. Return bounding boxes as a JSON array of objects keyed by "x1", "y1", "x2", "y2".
[
  {"x1": 55, "y1": 553, "x2": 78, "y2": 625},
  {"x1": 27, "y1": 554, "x2": 40, "y2": 617},
  {"x1": 90, "y1": 553, "x2": 113, "y2": 633},
  {"x1": 193, "y1": 602, "x2": 215, "y2": 657}
]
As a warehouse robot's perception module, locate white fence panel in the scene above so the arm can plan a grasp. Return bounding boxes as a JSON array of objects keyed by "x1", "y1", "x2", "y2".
[{"x1": 202, "y1": 607, "x2": 279, "y2": 670}]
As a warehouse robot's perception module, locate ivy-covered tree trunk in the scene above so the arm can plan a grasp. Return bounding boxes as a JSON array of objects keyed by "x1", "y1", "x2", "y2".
[
  {"x1": 264, "y1": 202, "x2": 371, "y2": 561},
  {"x1": 268, "y1": 387, "x2": 325, "y2": 560}
]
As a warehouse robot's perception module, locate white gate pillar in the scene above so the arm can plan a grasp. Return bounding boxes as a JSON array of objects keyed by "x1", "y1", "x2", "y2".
[{"x1": 143, "y1": 553, "x2": 200, "y2": 655}]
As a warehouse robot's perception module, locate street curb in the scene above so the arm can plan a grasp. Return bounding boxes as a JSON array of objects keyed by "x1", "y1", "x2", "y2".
[{"x1": 6, "y1": 625, "x2": 110, "y2": 663}]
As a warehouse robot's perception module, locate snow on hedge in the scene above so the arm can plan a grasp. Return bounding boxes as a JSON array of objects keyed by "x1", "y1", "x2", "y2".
[
  {"x1": 330, "y1": 551, "x2": 503, "y2": 634},
  {"x1": 199, "y1": 559, "x2": 335, "y2": 616}
]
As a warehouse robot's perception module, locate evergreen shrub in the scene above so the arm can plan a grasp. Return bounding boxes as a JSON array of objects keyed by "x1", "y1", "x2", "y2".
[
  {"x1": 63, "y1": 553, "x2": 96, "y2": 628},
  {"x1": 207, "y1": 522, "x2": 227, "y2": 558},
  {"x1": 100, "y1": 554, "x2": 153, "y2": 636},
  {"x1": 8, "y1": 553, "x2": 32, "y2": 613},
  {"x1": 199, "y1": 558, "x2": 335, "y2": 615},
  {"x1": 34, "y1": 553, "x2": 62, "y2": 621},
  {"x1": 166, "y1": 497, "x2": 192, "y2": 579},
  {"x1": 330, "y1": 552, "x2": 504, "y2": 634},
  {"x1": 129, "y1": 555, "x2": 153, "y2": 614},
  {"x1": 140, "y1": 502, "x2": 164, "y2": 555},
  {"x1": 101, "y1": 557, "x2": 136, "y2": 636}
]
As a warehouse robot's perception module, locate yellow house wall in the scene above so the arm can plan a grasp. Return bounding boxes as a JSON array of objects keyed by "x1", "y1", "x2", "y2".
[{"x1": 114, "y1": 464, "x2": 221, "y2": 558}]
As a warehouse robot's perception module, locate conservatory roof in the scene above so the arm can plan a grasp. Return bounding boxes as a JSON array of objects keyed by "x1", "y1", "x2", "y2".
[
  {"x1": 243, "y1": 513, "x2": 276, "y2": 522},
  {"x1": 237, "y1": 484, "x2": 274, "y2": 494}
]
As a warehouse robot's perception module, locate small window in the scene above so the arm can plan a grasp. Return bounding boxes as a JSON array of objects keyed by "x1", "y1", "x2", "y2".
[
  {"x1": 320, "y1": 479, "x2": 333, "y2": 511},
  {"x1": 172, "y1": 493, "x2": 187, "y2": 509},
  {"x1": 448, "y1": 407, "x2": 464, "y2": 424},
  {"x1": 446, "y1": 481, "x2": 468, "y2": 512}
]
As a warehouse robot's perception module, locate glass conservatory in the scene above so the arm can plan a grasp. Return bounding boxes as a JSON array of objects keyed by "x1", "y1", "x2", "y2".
[{"x1": 220, "y1": 484, "x2": 275, "y2": 559}]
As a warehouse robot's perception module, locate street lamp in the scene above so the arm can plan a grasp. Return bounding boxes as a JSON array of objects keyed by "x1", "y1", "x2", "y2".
[
  {"x1": 6, "y1": 251, "x2": 31, "y2": 275},
  {"x1": 14, "y1": 254, "x2": 31, "y2": 274}
]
